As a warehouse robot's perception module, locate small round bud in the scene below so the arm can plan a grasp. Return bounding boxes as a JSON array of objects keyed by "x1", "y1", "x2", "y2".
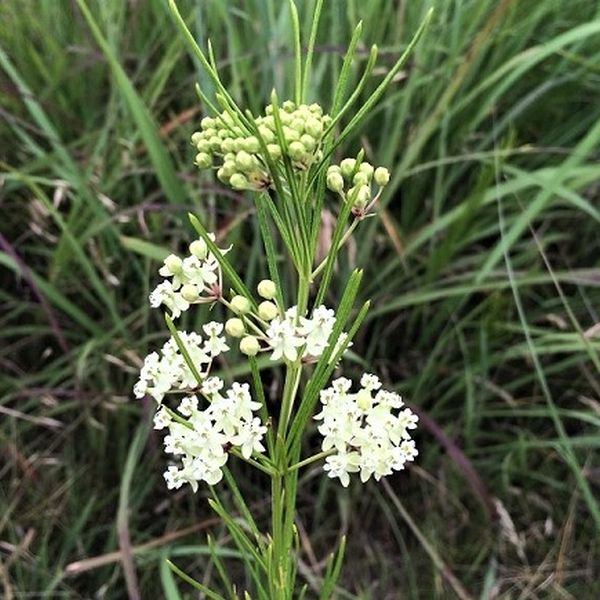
[
  {"x1": 300, "y1": 134, "x2": 316, "y2": 152},
  {"x1": 218, "y1": 128, "x2": 230, "y2": 139},
  {"x1": 309, "y1": 103, "x2": 323, "y2": 115},
  {"x1": 327, "y1": 171, "x2": 345, "y2": 194},
  {"x1": 200, "y1": 116, "x2": 214, "y2": 130},
  {"x1": 282, "y1": 126, "x2": 299, "y2": 142},
  {"x1": 305, "y1": 117, "x2": 323, "y2": 138},
  {"x1": 225, "y1": 317, "x2": 245, "y2": 338},
  {"x1": 196, "y1": 140, "x2": 211, "y2": 154},
  {"x1": 359, "y1": 162, "x2": 374, "y2": 178},
  {"x1": 290, "y1": 118, "x2": 305, "y2": 133},
  {"x1": 165, "y1": 254, "x2": 183, "y2": 272},
  {"x1": 189, "y1": 239, "x2": 208, "y2": 260},
  {"x1": 217, "y1": 167, "x2": 230, "y2": 183},
  {"x1": 195, "y1": 152, "x2": 212, "y2": 169},
  {"x1": 191, "y1": 131, "x2": 202, "y2": 144},
  {"x1": 221, "y1": 138, "x2": 235, "y2": 153},
  {"x1": 282, "y1": 100, "x2": 296, "y2": 112},
  {"x1": 353, "y1": 172, "x2": 370, "y2": 186},
  {"x1": 279, "y1": 111, "x2": 293, "y2": 126},
  {"x1": 327, "y1": 165, "x2": 342, "y2": 175},
  {"x1": 267, "y1": 144, "x2": 282, "y2": 159},
  {"x1": 230, "y1": 295, "x2": 251, "y2": 314},
  {"x1": 209, "y1": 136, "x2": 221, "y2": 151},
  {"x1": 230, "y1": 173, "x2": 249, "y2": 190},
  {"x1": 288, "y1": 141, "x2": 306, "y2": 161},
  {"x1": 257, "y1": 279, "x2": 277, "y2": 299},
  {"x1": 258, "y1": 126, "x2": 275, "y2": 143},
  {"x1": 203, "y1": 128, "x2": 216, "y2": 139},
  {"x1": 265, "y1": 104, "x2": 274, "y2": 115},
  {"x1": 235, "y1": 150, "x2": 255, "y2": 172},
  {"x1": 350, "y1": 185, "x2": 371, "y2": 208},
  {"x1": 374, "y1": 167, "x2": 390, "y2": 187},
  {"x1": 340, "y1": 158, "x2": 356, "y2": 179},
  {"x1": 221, "y1": 160, "x2": 237, "y2": 177},
  {"x1": 258, "y1": 301, "x2": 278, "y2": 321},
  {"x1": 180, "y1": 284, "x2": 200, "y2": 302},
  {"x1": 243, "y1": 136, "x2": 260, "y2": 153},
  {"x1": 240, "y1": 335, "x2": 260, "y2": 356}
]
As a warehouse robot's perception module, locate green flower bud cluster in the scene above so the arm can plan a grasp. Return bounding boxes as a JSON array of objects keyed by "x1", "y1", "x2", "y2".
[
  {"x1": 326, "y1": 160, "x2": 390, "y2": 209},
  {"x1": 224, "y1": 280, "x2": 280, "y2": 357},
  {"x1": 191, "y1": 101, "x2": 332, "y2": 192}
]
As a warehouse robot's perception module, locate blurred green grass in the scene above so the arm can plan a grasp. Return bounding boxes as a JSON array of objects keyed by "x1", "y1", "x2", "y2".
[{"x1": 1, "y1": 0, "x2": 600, "y2": 598}]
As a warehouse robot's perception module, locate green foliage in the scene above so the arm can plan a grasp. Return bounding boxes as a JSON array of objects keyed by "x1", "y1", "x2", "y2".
[{"x1": 1, "y1": 0, "x2": 600, "y2": 598}]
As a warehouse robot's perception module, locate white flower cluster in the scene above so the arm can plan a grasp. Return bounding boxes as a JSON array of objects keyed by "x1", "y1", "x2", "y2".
[
  {"x1": 133, "y1": 323, "x2": 229, "y2": 403},
  {"x1": 315, "y1": 374, "x2": 418, "y2": 487},
  {"x1": 154, "y1": 380, "x2": 267, "y2": 491},
  {"x1": 266, "y1": 304, "x2": 340, "y2": 361},
  {"x1": 149, "y1": 234, "x2": 229, "y2": 319}
]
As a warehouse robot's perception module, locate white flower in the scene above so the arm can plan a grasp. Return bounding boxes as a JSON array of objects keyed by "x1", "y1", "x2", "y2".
[
  {"x1": 298, "y1": 305, "x2": 335, "y2": 357},
  {"x1": 231, "y1": 417, "x2": 267, "y2": 459},
  {"x1": 203, "y1": 321, "x2": 229, "y2": 356},
  {"x1": 182, "y1": 255, "x2": 218, "y2": 288},
  {"x1": 159, "y1": 254, "x2": 186, "y2": 289},
  {"x1": 153, "y1": 407, "x2": 172, "y2": 430},
  {"x1": 266, "y1": 318, "x2": 304, "y2": 361},
  {"x1": 323, "y1": 452, "x2": 361, "y2": 487},
  {"x1": 149, "y1": 280, "x2": 190, "y2": 319},
  {"x1": 360, "y1": 373, "x2": 381, "y2": 391},
  {"x1": 178, "y1": 395, "x2": 199, "y2": 416},
  {"x1": 201, "y1": 376, "x2": 224, "y2": 398}
]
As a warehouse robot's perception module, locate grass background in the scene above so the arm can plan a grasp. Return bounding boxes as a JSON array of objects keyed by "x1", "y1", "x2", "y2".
[{"x1": 1, "y1": 0, "x2": 600, "y2": 598}]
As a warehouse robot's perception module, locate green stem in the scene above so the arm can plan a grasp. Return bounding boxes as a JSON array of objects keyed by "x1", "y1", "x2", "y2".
[
  {"x1": 287, "y1": 449, "x2": 335, "y2": 473},
  {"x1": 311, "y1": 218, "x2": 359, "y2": 281}
]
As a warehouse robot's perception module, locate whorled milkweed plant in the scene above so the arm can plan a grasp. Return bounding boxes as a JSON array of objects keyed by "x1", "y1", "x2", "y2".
[{"x1": 134, "y1": 2, "x2": 432, "y2": 597}]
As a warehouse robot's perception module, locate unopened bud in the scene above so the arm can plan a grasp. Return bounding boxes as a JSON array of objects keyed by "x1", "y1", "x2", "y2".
[
  {"x1": 340, "y1": 158, "x2": 356, "y2": 179},
  {"x1": 257, "y1": 279, "x2": 277, "y2": 299},
  {"x1": 225, "y1": 318, "x2": 245, "y2": 337},
  {"x1": 353, "y1": 172, "x2": 370, "y2": 186},
  {"x1": 288, "y1": 141, "x2": 306, "y2": 161},
  {"x1": 189, "y1": 239, "x2": 208, "y2": 260},
  {"x1": 359, "y1": 162, "x2": 374, "y2": 179},
  {"x1": 230, "y1": 295, "x2": 251, "y2": 314},
  {"x1": 300, "y1": 134, "x2": 316, "y2": 152},
  {"x1": 350, "y1": 185, "x2": 371, "y2": 209},
  {"x1": 235, "y1": 150, "x2": 255, "y2": 172},
  {"x1": 208, "y1": 136, "x2": 221, "y2": 151},
  {"x1": 267, "y1": 144, "x2": 282, "y2": 159},
  {"x1": 191, "y1": 131, "x2": 202, "y2": 144},
  {"x1": 164, "y1": 254, "x2": 182, "y2": 272},
  {"x1": 195, "y1": 152, "x2": 212, "y2": 169},
  {"x1": 305, "y1": 117, "x2": 323, "y2": 138},
  {"x1": 230, "y1": 173, "x2": 249, "y2": 190},
  {"x1": 180, "y1": 284, "x2": 200, "y2": 302},
  {"x1": 374, "y1": 167, "x2": 390, "y2": 187},
  {"x1": 243, "y1": 136, "x2": 260, "y2": 153},
  {"x1": 221, "y1": 138, "x2": 235, "y2": 153},
  {"x1": 327, "y1": 171, "x2": 345, "y2": 194},
  {"x1": 240, "y1": 335, "x2": 260, "y2": 356},
  {"x1": 290, "y1": 118, "x2": 305, "y2": 133},
  {"x1": 200, "y1": 116, "x2": 214, "y2": 130},
  {"x1": 258, "y1": 301, "x2": 278, "y2": 321}
]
